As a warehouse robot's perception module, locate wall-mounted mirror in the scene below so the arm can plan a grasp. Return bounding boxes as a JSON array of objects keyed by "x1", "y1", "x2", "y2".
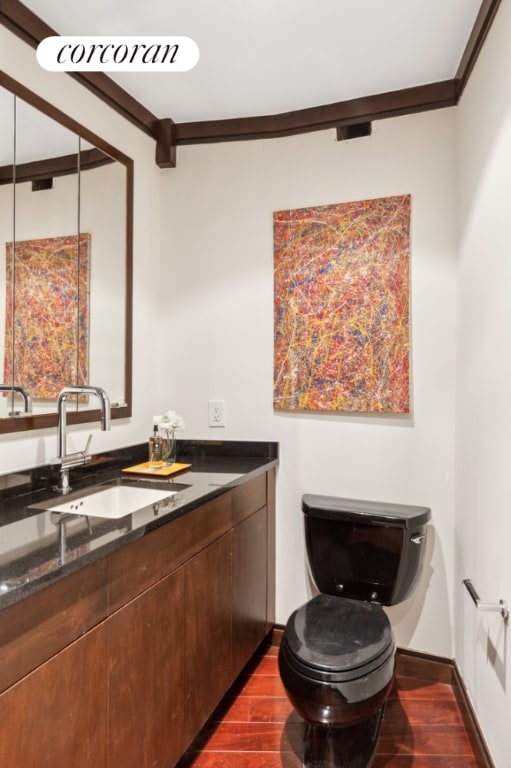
[
  {"x1": 0, "y1": 86, "x2": 15, "y2": 417},
  {"x1": 0, "y1": 71, "x2": 132, "y2": 433}
]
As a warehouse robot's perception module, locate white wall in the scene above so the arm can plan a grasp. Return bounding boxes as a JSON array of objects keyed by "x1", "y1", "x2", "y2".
[
  {"x1": 456, "y1": 2, "x2": 511, "y2": 764},
  {"x1": 1, "y1": 8, "x2": 511, "y2": 763},
  {"x1": 160, "y1": 110, "x2": 458, "y2": 656},
  {"x1": 0, "y1": 27, "x2": 162, "y2": 467}
]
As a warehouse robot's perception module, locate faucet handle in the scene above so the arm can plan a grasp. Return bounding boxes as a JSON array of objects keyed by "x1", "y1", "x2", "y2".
[{"x1": 84, "y1": 434, "x2": 93, "y2": 454}]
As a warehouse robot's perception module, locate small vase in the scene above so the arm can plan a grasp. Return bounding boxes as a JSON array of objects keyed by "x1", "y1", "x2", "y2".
[{"x1": 161, "y1": 430, "x2": 177, "y2": 466}]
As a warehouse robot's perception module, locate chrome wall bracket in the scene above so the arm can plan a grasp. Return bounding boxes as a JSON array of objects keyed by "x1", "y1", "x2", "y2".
[{"x1": 463, "y1": 579, "x2": 509, "y2": 622}]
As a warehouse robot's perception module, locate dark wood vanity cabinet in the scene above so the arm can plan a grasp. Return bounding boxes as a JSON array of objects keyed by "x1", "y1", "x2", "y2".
[
  {"x1": 0, "y1": 468, "x2": 275, "y2": 768},
  {"x1": 109, "y1": 470, "x2": 273, "y2": 761},
  {"x1": 0, "y1": 561, "x2": 109, "y2": 767},
  {"x1": 231, "y1": 504, "x2": 269, "y2": 679},
  {"x1": 183, "y1": 531, "x2": 233, "y2": 745},
  {"x1": 108, "y1": 568, "x2": 186, "y2": 768},
  {"x1": 0, "y1": 624, "x2": 109, "y2": 768}
]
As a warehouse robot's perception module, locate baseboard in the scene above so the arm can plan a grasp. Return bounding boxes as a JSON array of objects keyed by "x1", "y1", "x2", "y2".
[
  {"x1": 268, "y1": 625, "x2": 284, "y2": 646},
  {"x1": 394, "y1": 646, "x2": 454, "y2": 683},
  {"x1": 268, "y1": 627, "x2": 494, "y2": 767},
  {"x1": 451, "y1": 660, "x2": 496, "y2": 768},
  {"x1": 397, "y1": 648, "x2": 495, "y2": 767}
]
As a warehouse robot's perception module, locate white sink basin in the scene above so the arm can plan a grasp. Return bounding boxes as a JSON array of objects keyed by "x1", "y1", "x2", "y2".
[{"x1": 37, "y1": 484, "x2": 177, "y2": 519}]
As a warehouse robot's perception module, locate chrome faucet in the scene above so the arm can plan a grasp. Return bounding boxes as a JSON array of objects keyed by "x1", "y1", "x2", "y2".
[
  {"x1": 54, "y1": 385, "x2": 111, "y2": 494},
  {"x1": 0, "y1": 384, "x2": 32, "y2": 415}
]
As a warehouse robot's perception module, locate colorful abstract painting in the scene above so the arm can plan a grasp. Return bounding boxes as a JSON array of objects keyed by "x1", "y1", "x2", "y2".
[
  {"x1": 4, "y1": 234, "x2": 90, "y2": 401},
  {"x1": 273, "y1": 195, "x2": 410, "y2": 413}
]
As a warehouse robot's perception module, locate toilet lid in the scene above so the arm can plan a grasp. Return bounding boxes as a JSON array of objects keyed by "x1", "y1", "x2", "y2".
[{"x1": 283, "y1": 594, "x2": 394, "y2": 679}]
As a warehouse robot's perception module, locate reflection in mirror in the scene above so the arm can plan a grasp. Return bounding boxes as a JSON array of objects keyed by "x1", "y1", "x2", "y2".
[
  {"x1": 0, "y1": 73, "x2": 132, "y2": 434},
  {"x1": 0, "y1": 87, "x2": 15, "y2": 416},
  {"x1": 7, "y1": 96, "x2": 80, "y2": 417},
  {"x1": 78, "y1": 138, "x2": 127, "y2": 412}
]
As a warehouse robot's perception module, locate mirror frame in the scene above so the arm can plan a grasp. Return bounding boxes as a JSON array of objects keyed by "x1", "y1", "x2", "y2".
[{"x1": 0, "y1": 70, "x2": 132, "y2": 434}]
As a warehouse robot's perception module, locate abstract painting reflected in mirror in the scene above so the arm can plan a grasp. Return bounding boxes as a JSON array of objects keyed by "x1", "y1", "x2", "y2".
[
  {"x1": 4, "y1": 233, "x2": 90, "y2": 401},
  {"x1": 0, "y1": 72, "x2": 133, "y2": 433}
]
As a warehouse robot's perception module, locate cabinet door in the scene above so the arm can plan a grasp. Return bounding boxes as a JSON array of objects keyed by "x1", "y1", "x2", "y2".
[
  {"x1": 0, "y1": 559, "x2": 108, "y2": 694},
  {"x1": 108, "y1": 568, "x2": 185, "y2": 768},
  {"x1": 183, "y1": 532, "x2": 232, "y2": 747},
  {"x1": 0, "y1": 623, "x2": 108, "y2": 768},
  {"x1": 232, "y1": 505, "x2": 268, "y2": 678}
]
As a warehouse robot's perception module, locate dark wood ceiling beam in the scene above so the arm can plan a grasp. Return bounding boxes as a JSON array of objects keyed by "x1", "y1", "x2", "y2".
[
  {"x1": 0, "y1": 0, "x2": 51, "y2": 47},
  {"x1": 154, "y1": 118, "x2": 176, "y2": 168},
  {"x1": 455, "y1": 0, "x2": 501, "y2": 97},
  {"x1": 0, "y1": 0, "x2": 503, "y2": 165},
  {"x1": 0, "y1": 0, "x2": 158, "y2": 137},
  {"x1": 70, "y1": 71, "x2": 160, "y2": 138},
  {"x1": 174, "y1": 80, "x2": 457, "y2": 145},
  {"x1": 0, "y1": 147, "x2": 113, "y2": 186}
]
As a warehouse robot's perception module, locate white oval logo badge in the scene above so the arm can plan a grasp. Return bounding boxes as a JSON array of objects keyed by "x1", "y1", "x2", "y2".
[{"x1": 37, "y1": 36, "x2": 200, "y2": 72}]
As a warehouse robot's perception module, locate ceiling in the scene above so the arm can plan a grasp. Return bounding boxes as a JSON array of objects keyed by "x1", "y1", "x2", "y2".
[{"x1": 16, "y1": 0, "x2": 485, "y2": 125}]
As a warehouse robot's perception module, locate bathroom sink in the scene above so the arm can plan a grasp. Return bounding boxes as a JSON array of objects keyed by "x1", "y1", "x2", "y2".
[{"x1": 31, "y1": 483, "x2": 178, "y2": 519}]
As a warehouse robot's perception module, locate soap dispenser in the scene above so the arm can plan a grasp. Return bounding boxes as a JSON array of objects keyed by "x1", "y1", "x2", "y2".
[{"x1": 148, "y1": 424, "x2": 163, "y2": 463}]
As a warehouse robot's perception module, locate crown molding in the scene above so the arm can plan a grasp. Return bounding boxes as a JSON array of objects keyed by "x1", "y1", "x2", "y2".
[{"x1": 0, "y1": 0, "x2": 502, "y2": 167}]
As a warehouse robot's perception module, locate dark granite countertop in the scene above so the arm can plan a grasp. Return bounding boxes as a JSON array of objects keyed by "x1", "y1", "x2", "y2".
[{"x1": 0, "y1": 440, "x2": 278, "y2": 610}]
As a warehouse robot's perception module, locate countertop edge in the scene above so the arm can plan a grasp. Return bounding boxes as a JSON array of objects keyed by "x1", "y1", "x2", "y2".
[{"x1": 0, "y1": 441, "x2": 278, "y2": 611}]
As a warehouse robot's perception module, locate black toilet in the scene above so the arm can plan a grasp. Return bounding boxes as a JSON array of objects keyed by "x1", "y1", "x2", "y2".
[{"x1": 279, "y1": 494, "x2": 431, "y2": 768}]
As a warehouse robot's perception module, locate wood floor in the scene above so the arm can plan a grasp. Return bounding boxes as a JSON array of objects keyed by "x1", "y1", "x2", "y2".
[{"x1": 177, "y1": 643, "x2": 487, "y2": 768}]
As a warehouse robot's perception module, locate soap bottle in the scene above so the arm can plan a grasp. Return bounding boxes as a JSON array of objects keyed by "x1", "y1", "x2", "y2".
[{"x1": 148, "y1": 424, "x2": 163, "y2": 464}]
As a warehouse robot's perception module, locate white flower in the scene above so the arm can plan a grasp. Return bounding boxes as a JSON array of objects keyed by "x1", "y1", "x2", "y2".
[{"x1": 154, "y1": 409, "x2": 185, "y2": 434}]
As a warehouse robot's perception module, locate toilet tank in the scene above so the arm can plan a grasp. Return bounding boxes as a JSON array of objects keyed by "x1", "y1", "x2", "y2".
[{"x1": 302, "y1": 494, "x2": 431, "y2": 606}]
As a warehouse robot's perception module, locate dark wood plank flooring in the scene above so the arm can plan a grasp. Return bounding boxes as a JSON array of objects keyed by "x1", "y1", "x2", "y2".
[{"x1": 177, "y1": 645, "x2": 482, "y2": 768}]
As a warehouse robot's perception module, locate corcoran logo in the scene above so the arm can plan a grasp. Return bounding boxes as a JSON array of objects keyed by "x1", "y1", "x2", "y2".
[{"x1": 37, "y1": 36, "x2": 200, "y2": 72}]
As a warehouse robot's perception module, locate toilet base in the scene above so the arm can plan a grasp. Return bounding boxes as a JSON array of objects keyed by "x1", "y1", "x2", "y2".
[{"x1": 302, "y1": 704, "x2": 385, "y2": 768}]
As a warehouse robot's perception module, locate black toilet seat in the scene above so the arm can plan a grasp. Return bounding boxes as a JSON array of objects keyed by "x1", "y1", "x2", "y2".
[{"x1": 281, "y1": 594, "x2": 395, "y2": 683}]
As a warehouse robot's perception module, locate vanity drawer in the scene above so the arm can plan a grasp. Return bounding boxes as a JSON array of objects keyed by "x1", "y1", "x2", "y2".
[
  {"x1": 108, "y1": 491, "x2": 232, "y2": 613},
  {"x1": 0, "y1": 560, "x2": 108, "y2": 694},
  {"x1": 231, "y1": 473, "x2": 267, "y2": 526}
]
